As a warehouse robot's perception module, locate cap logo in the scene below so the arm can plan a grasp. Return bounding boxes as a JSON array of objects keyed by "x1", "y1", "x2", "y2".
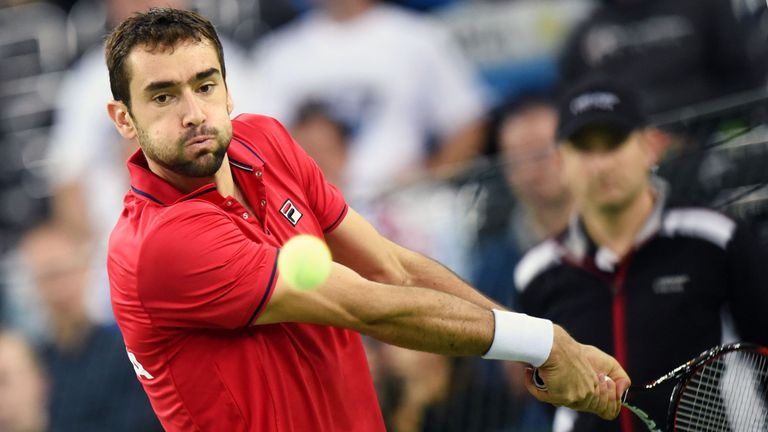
[{"x1": 570, "y1": 92, "x2": 620, "y2": 115}]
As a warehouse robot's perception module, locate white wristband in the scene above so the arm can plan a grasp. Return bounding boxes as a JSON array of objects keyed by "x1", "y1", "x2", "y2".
[{"x1": 481, "y1": 309, "x2": 554, "y2": 367}]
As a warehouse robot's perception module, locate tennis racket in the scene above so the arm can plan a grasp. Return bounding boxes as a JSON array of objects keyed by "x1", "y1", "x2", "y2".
[{"x1": 533, "y1": 342, "x2": 768, "y2": 431}]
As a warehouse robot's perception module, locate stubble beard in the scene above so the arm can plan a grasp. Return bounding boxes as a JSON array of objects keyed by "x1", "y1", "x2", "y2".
[{"x1": 137, "y1": 123, "x2": 232, "y2": 178}]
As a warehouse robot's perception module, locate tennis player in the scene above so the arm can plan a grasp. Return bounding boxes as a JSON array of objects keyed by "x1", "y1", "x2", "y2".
[{"x1": 105, "y1": 8, "x2": 629, "y2": 431}]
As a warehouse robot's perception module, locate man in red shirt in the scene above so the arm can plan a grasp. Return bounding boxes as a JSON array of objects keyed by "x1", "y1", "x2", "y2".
[{"x1": 104, "y1": 8, "x2": 629, "y2": 431}]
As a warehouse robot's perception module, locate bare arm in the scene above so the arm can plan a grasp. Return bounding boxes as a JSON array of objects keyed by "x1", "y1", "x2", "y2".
[
  {"x1": 255, "y1": 262, "x2": 494, "y2": 356},
  {"x1": 325, "y1": 208, "x2": 500, "y2": 310},
  {"x1": 255, "y1": 263, "x2": 627, "y2": 419}
]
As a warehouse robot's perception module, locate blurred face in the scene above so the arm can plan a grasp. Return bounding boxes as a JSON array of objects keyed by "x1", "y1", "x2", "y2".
[
  {"x1": 560, "y1": 128, "x2": 655, "y2": 214},
  {"x1": 500, "y1": 106, "x2": 566, "y2": 207},
  {"x1": 291, "y1": 114, "x2": 348, "y2": 188},
  {"x1": 109, "y1": 40, "x2": 234, "y2": 179},
  {"x1": 22, "y1": 229, "x2": 90, "y2": 321}
]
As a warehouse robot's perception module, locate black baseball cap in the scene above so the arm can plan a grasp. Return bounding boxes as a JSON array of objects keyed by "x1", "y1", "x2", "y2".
[{"x1": 556, "y1": 76, "x2": 645, "y2": 149}]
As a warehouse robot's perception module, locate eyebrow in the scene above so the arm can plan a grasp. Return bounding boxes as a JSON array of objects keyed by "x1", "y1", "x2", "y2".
[{"x1": 143, "y1": 68, "x2": 221, "y2": 93}]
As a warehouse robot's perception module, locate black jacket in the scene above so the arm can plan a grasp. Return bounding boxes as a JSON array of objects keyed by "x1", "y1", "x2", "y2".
[{"x1": 516, "y1": 183, "x2": 768, "y2": 432}]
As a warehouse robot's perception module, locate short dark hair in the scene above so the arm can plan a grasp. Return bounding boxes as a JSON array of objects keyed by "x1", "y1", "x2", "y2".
[{"x1": 104, "y1": 7, "x2": 226, "y2": 109}]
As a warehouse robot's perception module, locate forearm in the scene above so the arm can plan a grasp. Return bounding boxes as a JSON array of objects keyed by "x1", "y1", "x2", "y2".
[
  {"x1": 325, "y1": 208, "x2": 501, "y2": 310},
  {"x1": 259, "y1": 263, "x2": 494, "y2": 356},
  {"x1": 396, "y1": 244, "x2": 502, "y2": 310},
  {"x1": 351, "y1": 282, "x2": 494, "y2": 356}
]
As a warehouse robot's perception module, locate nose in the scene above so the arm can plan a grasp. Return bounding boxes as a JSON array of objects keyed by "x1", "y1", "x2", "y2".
[
  {"x1": 181, "y1": 91, "x2": 206, "y2": 128},
  {"x1": 584, "y1": 151, "x2": 614, "y2": 174}
]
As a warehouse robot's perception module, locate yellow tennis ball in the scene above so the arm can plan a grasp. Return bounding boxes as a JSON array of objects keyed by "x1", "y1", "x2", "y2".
[{"x1": 278, "y1": 234, "x2": 332, "y2": 291}]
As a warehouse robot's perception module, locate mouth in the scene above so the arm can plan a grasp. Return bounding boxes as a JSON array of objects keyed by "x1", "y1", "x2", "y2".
[{"x1": 186, "y1": 135, "x2": 216, "y2": 147}]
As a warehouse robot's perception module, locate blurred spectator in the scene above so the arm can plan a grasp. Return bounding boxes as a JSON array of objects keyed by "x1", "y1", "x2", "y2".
[
  {"x1": 517, "y1": 77, "x2": 768, "y2": 432},
  {"x1": 498, "y1": 96, "x2": 572, "y2": 251},
  {"x1": 0, "y1": 329, "x2": 48, "y2": 432},
  {"x1": 559, "y1": 0, "x2": 768, "y2": 115},
  {"x1": 251, "y1": 0, "x2": 487, "y2": 214},
  {"x1": 473, "y1": 94, "x2": 572, "y2": 306},
  {"x1": 18, "y1": 222, "x2": 162, "y2": 432},
  {"x1": 44, "y1": 0, "x2": 256, "y2": 323},
  {"x1": 290, "y1": 101, "x2": 351, "y2": 187}
]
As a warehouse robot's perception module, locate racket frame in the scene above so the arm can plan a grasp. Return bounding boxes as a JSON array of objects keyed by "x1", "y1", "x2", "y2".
[
  {"x1": 662, "y1": 342, "x2": 768, "y2": 431},
  {"x1": 532, "y1": 342, "x2": 768, "y2": 431},
  {"x1": 624, "y1": 342, "x2": 768, "y2": 431}
]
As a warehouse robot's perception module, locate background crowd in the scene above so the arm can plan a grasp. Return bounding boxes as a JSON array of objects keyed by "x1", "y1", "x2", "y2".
[{"x1": 1, "y1": 0, "x2": 767, "y2": 431}]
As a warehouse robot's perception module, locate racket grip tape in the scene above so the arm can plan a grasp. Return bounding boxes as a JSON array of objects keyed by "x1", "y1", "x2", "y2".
[
  {"x1": 532, "y1": 368, "x2": 628, "y2": 399},
  {"x1": 532, "y1": 368, "x2": 548, "y2": 390}
]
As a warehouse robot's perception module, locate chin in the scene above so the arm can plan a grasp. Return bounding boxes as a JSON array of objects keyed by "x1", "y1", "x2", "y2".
[
  {"x1": 179, "y1": 153, "x2": 225, "y2": 177},
  {"x1": 596, "y1": 195, "x2": 632, "y2": 213}
]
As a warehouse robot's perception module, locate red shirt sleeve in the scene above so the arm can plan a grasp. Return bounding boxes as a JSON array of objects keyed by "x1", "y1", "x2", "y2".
[
  {"x1": 262, "y1": 116, "x2": 349, "y2": 233},
  {"x1": 136, "y1": 202, "x2": 279, "y2": 329}
]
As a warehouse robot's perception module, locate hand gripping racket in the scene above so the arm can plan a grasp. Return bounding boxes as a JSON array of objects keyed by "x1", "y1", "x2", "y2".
[{"x1": 533, "y1": 343, "x2": 768, "y2": 431}]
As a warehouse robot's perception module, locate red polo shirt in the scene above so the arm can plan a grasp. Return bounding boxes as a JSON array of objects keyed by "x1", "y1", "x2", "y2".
[{"x1": 108, "y1": 114, "x2": 385, "y2": 432}]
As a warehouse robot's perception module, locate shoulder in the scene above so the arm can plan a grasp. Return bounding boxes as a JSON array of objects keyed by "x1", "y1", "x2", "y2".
[
  {"x1": 232, "y1": 114, "x2": 291, "y2": 149},
  {"x1": 231, "y1": 114, "x2": 299, "y2": 166},
  {"x1": 660, "y1": 207, "x2": 737, "y2": 249},
  {"x1": 232, "y1": 113, "x2": 284, "y2": 133},
  {"x1": 514, "y1": 239, "x2": 562, "y2": 293},
  {"x1": 140, "y1": 201, "x2": 233, "y2": 249}
]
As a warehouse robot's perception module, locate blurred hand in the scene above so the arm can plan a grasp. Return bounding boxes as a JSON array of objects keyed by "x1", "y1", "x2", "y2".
[{"x1": 524, "y1": 325, "x2": 631, "y2": 420}]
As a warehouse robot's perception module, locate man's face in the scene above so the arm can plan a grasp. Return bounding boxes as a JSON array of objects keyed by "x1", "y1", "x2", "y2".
[
  {"x1": 22, "y1": 229, "x2": 90, "y2": 322},
  {"x1": 500, "y1": 106, "x2": 566, "y2": 207},
  {"x1": 121, "y1": 39, "x2": 233, "y2": 177},
  {"x1": 560, "y1": 128, "x2": 654, "y2": 214}
]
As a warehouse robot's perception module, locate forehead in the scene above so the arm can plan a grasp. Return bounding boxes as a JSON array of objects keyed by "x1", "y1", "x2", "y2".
[
  {"x1": 126, "y1": 39, "x2": 221, "y2": 88},
  {"x1": 501, "y1": 107, "x2": 556, "y2": 148},
  {"x1": 565, "y1": 126, "x2": 634, "y2": 153}
]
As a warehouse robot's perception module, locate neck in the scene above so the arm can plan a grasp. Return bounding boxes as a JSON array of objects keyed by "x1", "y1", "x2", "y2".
[
  {"x1": 52, "y1": 314, "x2": 91, "y2": 353},
  {"x1": 581, "y1": 187, "x2": 655, "y2": 258},
  {"x1": 147, "y1": 154, "x2": 236, "y2": 196},
  {"x1": 213, "y1": 155, "x2": 237, "y2": 198}
]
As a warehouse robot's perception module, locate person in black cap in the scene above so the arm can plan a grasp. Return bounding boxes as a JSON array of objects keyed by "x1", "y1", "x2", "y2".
[{"x1": 515, "y1": 76, "x2": 768, "y2": 432}]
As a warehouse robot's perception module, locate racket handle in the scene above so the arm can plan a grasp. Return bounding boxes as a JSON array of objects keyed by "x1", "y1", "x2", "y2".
[
  {"x1": 621, "y1": 388, "x2": 630, "y2": 404},
  {"x1": 532, "y1": 368, "x2": 548, "y2": 390}
]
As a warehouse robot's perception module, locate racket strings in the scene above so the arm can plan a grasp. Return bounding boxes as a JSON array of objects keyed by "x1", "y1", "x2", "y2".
[{"x1": 673, "y1": 351, "x2": 768, "y2": 431}]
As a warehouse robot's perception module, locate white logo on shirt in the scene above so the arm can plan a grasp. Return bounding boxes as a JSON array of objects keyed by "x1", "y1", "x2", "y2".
[
  {"x1": 652, "y1": 275, "x2": 689, "y2": 294},
  {"x1": 127, "y1": 350, "x2": 154, "y2": 380}
]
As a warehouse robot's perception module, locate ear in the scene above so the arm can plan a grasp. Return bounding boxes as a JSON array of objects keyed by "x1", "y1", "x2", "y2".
[
  {"x1": 107, "y1": 100, "x2": 137, "y2": 140},
  {"x1": 226, "y1": 89, "x2": 234, "y2": 115},
  {"x1": 640, "y1": 128, "x2": 671, "y2": 167}
]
